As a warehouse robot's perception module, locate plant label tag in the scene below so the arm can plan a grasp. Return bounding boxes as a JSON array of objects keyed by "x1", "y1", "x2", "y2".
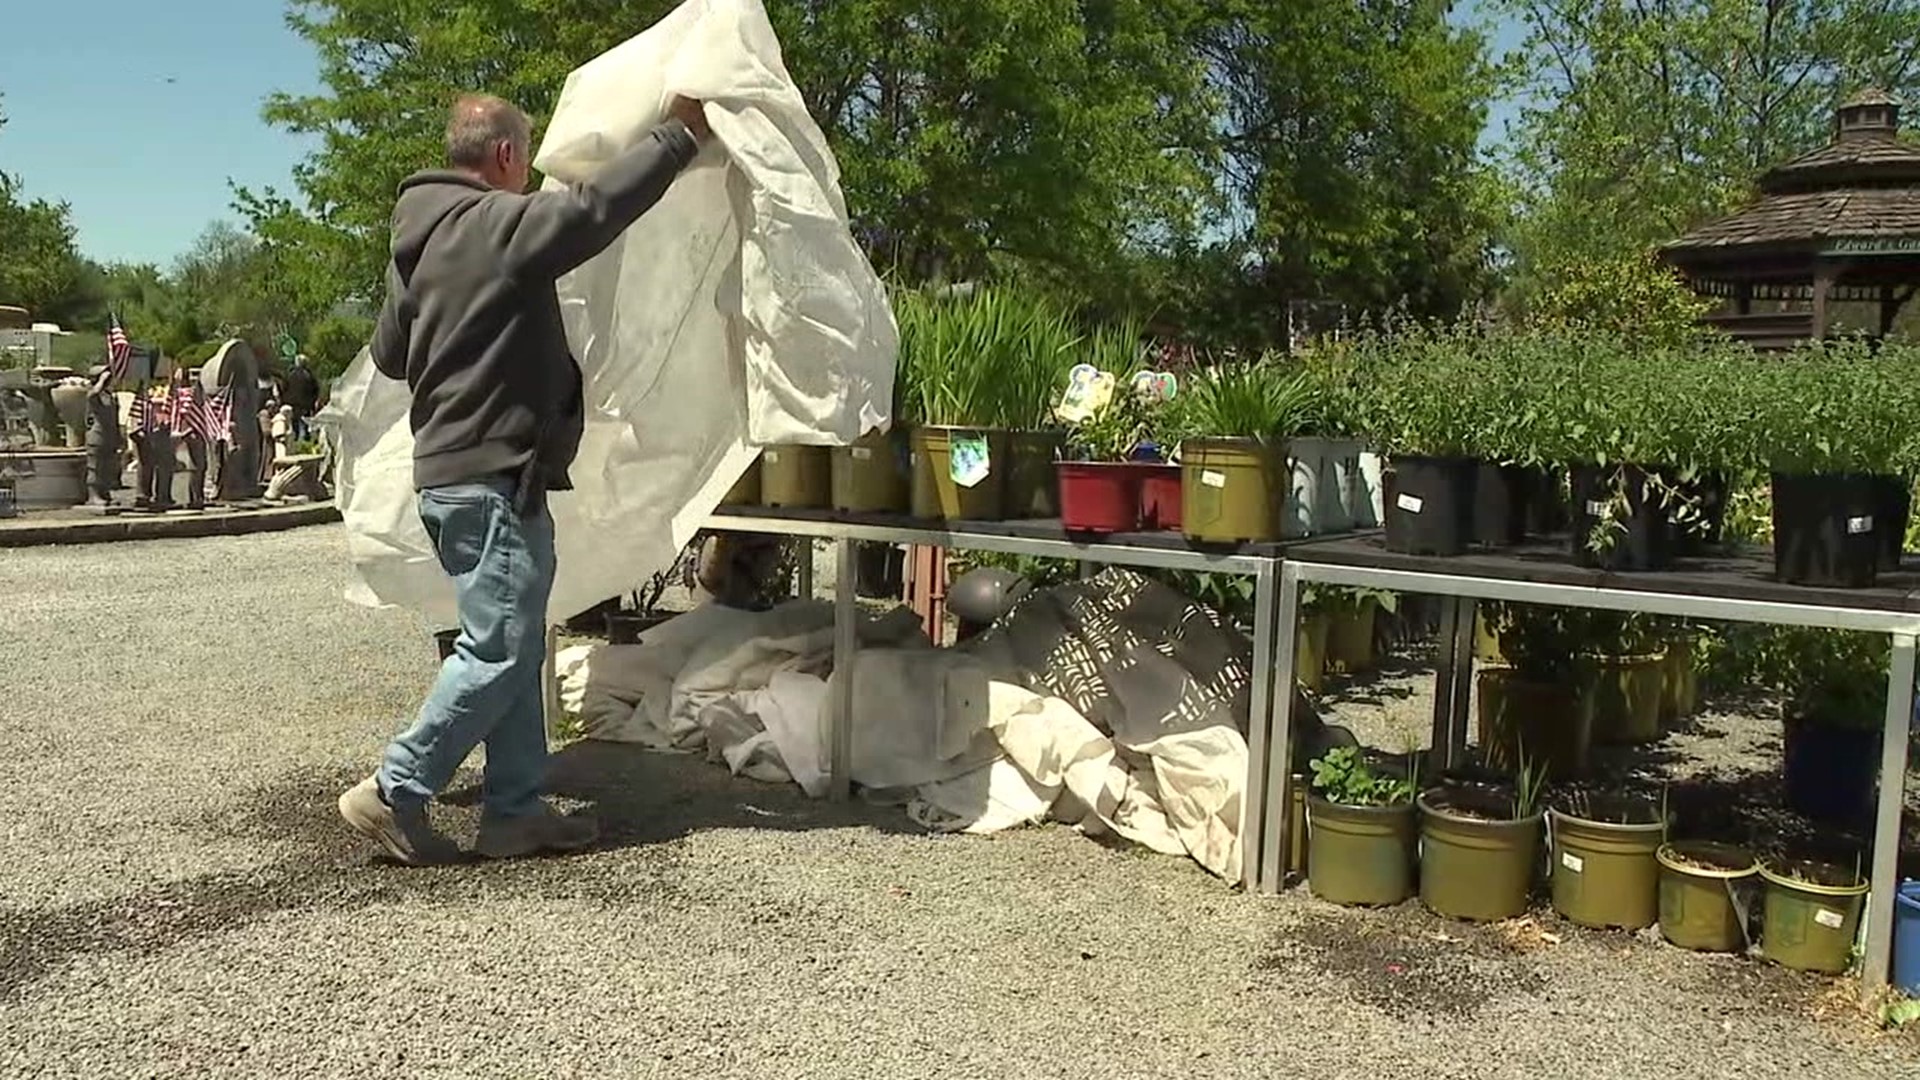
[
  {"x1": 852, "y1": 446, "x2": 872, "y2": 461},
  {"x1": 950, "y1": 434, "x2": 991, "y2": 488},
  {"x1": 1396, "y1": 493, "x2": 1423, "y2": 514},
  {"x1": 1201, "y1": 470, "x2": 1227, "y2": 489},
  {"x1": 1814, "y1": 907, "x2": 1845, "y2": 930},
  {"x1": 1561, "y1": 852, "x2": 1584, "y2": 873},
  {"x1": 1847, "y1": 516, "x2": 1874, "y2": 535},
  {"x1": 1585, "y1": 500, "x2": 1608, "y2": 516}
]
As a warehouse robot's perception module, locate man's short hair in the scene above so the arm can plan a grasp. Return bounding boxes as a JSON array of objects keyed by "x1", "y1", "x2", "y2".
[{"x1": 445, "y1": 94, "x2": 531, "y2": 169}]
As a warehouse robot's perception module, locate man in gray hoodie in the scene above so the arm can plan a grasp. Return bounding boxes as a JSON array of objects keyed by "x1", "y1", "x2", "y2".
[{"x1": 340, "y1": 93, "x2": 711, "y2": 865}]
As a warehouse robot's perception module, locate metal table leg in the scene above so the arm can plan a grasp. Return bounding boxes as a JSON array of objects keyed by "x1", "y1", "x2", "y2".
[
  {"x1": 829, "y1": 536, "x2": 858, "y2": 802},
  {"x1": 796, "y1": 538, "x2": 816, "y2": 600},
  {"x1": 1447, "y1": 599, "x2": 1477, "y2": 764},
  {"x1": 1240, "y1": 559, "x2": 1280, "y2": 893},
  {"x1": 1429, "y1": 596, "x2": 1461, "y2": 768},
  {"x1": 1862, "y1": 631, "x2": 1917, "y2": 1000},
  {"x1": 1258, "y1": 561, "x2": 1305, "y2": 895}
]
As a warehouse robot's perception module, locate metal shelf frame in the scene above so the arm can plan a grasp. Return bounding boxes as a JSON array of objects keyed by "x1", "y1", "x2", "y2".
[{"x1": 1257, "y1": 555, "x2": 1920, "y2": 1001}]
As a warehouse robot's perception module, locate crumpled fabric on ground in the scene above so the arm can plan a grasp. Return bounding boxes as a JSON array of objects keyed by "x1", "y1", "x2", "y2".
[
  {"x1": 559, "y1": 569, "x2": 1252, "y2": 880},
  {"x1": 318, "y1": 0, "x2": 895, "y2": 625}
]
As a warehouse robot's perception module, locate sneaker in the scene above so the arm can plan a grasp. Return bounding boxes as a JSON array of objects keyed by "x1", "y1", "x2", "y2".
[
  {"x1": 338, "y1": 776, "x2": 461, "y2": 866},
  {"x1": 474, "y1": 803, "x2": 600, "y2": 860}
]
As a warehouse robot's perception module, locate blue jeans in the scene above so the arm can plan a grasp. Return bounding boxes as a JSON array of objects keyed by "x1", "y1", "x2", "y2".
[{"x1": 378, "y1": 479, "x2": 555, "y2": 819}]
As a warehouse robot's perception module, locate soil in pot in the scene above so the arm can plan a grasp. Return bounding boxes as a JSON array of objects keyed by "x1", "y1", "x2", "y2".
[
  {"x1": 720, "y1": 458, "x2": 763, "y2": 506},
  {"x1": 910, "y1": 426, "x2": 1009, "y2": 521},
  {"x1": 1549, "y1": 797, "x2": 1665, "y2": 930},
  {"x1": 1308, "y1": 797, "x2": 1417, "y2": 906},
  {"x1": 1476, "y1": 669, "x2": 1594, "y2": 779},
  {"x1": 1182, "y1": 437, "x2": 1283, "y2": 545},
  {"x1": 1004, "y1": 430, "x2": 1065, "y2": 520},
  {"x1": 1873, "y1": 475, "x2": 1912, "y2": 572},
  {"x1": 1782, "y1": 715, "x2": 1879, "y2": 824},
  {"x1": 761, "y1": 446, "x2": 832, "y2": 509},
  {"x1": 1473, "y1": 462, "x2": 1532, "y2": 547},
  {"x1": 1759, "y1": 859, "x2": 1868, "y2": 974},
  {"x1": 1295, "y1": 612, "x2": 1331, "y2": 693},
  {"x1": 1584, "y1": 653, "x2": 1666, "y2": 745},
  {"x1": 1058, "y1": 461, "x2": 1144, "y2": 534},
  {"x1": 1657, "y1": 841, "x2": 1756, "y2": 952},
  {"x1": 1418, "y1": 786, "x2": 1543, "y2": 922},
  {"x1": 1137, "y1": 464, "x2": 1183, "y2": 531},
  {"x1": 1325, "y1": 600, "x2": 1378, "y2": 675},
  {"x1": 831, "y1": 431, "x2": 910, "y2": 513},
  {"x1": 1570, "y1": 464, "x2": 1673, "y2": 572},
  {"x1": 1771, "y1": 472, "x2": 1879, "y2": 589},
  {"x1": 1384, "y1": 456, "x2": 1477, "y2": 556}
]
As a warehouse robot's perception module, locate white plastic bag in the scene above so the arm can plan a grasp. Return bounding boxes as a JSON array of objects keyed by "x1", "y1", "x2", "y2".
[{"x1": 320, "y1": 0, "x2": 895, "y2": 623}]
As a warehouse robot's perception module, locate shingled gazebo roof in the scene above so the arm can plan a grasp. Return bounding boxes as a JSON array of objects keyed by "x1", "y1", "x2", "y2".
[{"x1": 1661, "y1": 89, "x2": 1920, "y2": 300}]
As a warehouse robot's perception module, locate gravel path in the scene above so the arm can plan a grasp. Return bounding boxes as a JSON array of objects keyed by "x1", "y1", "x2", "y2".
[{"x1": 0, "y1": 526, "x2": 1914, "y2": 1078}]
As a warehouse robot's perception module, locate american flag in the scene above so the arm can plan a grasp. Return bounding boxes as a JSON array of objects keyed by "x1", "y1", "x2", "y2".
[
  {"x1": 106, "y1": 313, "x2": 132, "y2": 384},
  {"x1": 175, "y1": 386, "x2": 213, "y2": 442},
  {"x1": 206, "y1": 387, "x2": 233, "y2": 445},
  {"x1": 127, "y1": 393, "x2": 149, "y2": 435}
]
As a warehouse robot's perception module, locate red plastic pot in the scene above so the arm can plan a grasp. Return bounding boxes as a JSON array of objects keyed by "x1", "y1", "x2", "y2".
[
  {"x1": 1058, "y1": 462, "x2": 1144, "y2": 534},
  {"x1": 1137, "y1": 464, "x2": 1183, "y2": 531}
]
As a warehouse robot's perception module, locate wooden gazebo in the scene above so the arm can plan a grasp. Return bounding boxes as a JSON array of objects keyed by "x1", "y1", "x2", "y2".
[{"x1": 1661, "y1": 89, "x2": 1920, "y2": 348}]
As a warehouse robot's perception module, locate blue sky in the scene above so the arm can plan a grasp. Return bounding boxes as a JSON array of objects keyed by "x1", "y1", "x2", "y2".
[{"x1": 2, "y1": 1, "x2": 1525, "y2": 269}]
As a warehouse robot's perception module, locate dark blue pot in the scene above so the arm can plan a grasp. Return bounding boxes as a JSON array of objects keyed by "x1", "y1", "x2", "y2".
[{"x1": 1782, "y1": 716, "x2": 1878, "y2": 824}]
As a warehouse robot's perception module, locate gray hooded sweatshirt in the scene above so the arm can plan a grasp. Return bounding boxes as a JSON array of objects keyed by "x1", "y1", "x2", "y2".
[{"x1": 371, "y1": 118, "x2": 699, "y2": 499}]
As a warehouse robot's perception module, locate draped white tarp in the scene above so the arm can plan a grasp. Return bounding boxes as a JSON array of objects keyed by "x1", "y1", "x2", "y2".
[{"x1": 319, "y1": 0, "x2": 895, "y2": 623}]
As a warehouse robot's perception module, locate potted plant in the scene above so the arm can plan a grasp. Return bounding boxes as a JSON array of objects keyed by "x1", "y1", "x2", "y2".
[
  {"x1": 1054, "y1": 366, "x2": 1154, "y2": 535},
  {"x1": 1350, "y1": 325, "x2": 1484, "y2": 556},
  {"x1": 1547, "y1": 790, "x2": 1667, "y2": 931},
  {"x1": 1174, "y1": 358, "x2": 1313, "y2": 545},
  {"x1": 1759, "y1": 857, "x2": 1870, "y2": 974},
  {"x1": 1293, "y1": 586, "x2": 1334, "y2": 693},
  {"x1": 1656, "y1": 841, "x2": 1757, "y2": 953},
  {"x1": 1288, "y1": 347, "x2": 1365, "y2": 537},
  {"x1": 606, "y1": 550, "x2": 695, "y2": 643},
  {"x1": 1320, "y1": 587, "x2": 1396, "y2": 676},
  {"x1": 760, "y1": 443, "x2": 833, "y2": 509},
  {"x1": 1306, "y1": 747, "x2": 1418, "y2": 906},
  {"x1": 900, "y1": 288, "x2": 1020, "y2": 522},
  {"x1": 831, "y1": 290, "x2": 918, "y2": 515},
  {"x1": 1581, "y1": 612, "x2": 1668, "y2": 745},
  {"x1": 1759, "y1": 627, "x2": 1888, "y2": 824},
  {"x1": 995, "y1": 292, "x2": 1085, "y2": 520},
  {"x1": 1417, "y1": 757, "x2": 1548, "y2": 922},
  {"x1": 1477, "y1": 602, "x2": 1594, "y2": 778},
  {"x1": 1657, "y1": 618, "x2": 1705, "y2": 723}
]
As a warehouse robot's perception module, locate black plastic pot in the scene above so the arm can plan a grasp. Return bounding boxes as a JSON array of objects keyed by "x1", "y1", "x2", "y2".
[
  {"x1": 1783, "y1": 714, "x2": 1879, "y2": 825},
  {"x1": 1473, "y1": 462, "x2": 1531, "y2": 547},
  {"x1": 1771, "y1": 472, "x2": 1879, "y2": 589},
  {"x1": 1570, "y1": 464, "x2": 1673, "y2": 572},
  {"x1": 1384, "y1": 455, "x2": 1477, "y2": 556},
  {"x1": 1525, "y1": 467, "x2": 1569, "y2": 536},
  {"x1": 1673, "y1": 471, "x2": 1729, "y2": 557},
  {"x1": 1874, "y1": 475, "x2": 1912, "y2": 573}
]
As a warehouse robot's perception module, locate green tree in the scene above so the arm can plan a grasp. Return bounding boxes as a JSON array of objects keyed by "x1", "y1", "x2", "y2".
[
  {"x1": 1498, "y1": 0, "x2": 1920, "y2": 302},
  {"x1": 0, "y1": 96, "x2": 92, "y2": 325}
]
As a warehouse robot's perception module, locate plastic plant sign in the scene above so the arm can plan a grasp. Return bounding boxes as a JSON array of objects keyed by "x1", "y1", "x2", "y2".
[
  {"x1": 1056, "y1": 364, "x2": 1117, "y2": 425},
  {"x1": 949, "y1": 433, "x2": 992, "y2": 488}
]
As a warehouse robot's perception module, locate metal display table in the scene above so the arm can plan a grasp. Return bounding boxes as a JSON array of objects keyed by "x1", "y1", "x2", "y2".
[
  {"x1": 703, "y1": 507, "x2": 1290, "y2": 837},
  {"x1": 1259, "y1": 536, "x2": 1920, "y2": 999}
]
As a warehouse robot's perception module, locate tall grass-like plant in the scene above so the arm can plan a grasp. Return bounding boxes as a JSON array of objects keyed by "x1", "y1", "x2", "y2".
[
  {"x1": 1173, "y1": 356, "x2": 1314, "y2": 444},
  {"x1": 995, "y1": 293, "x2": 1085, "y2": 431}
]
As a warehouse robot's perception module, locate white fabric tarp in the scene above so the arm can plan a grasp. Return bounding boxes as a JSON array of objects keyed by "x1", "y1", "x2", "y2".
[
  {"x1": 559, "y1": 569, "x2": 1252, "y2": 880},
  {"x1": 317, "y1": 0, "x2": 895, "y2": 623}
]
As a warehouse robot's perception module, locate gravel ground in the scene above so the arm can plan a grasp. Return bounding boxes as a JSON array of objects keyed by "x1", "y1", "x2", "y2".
[{"x1": 0, "y1": 526, "x2": 1915, "y2": 1078}]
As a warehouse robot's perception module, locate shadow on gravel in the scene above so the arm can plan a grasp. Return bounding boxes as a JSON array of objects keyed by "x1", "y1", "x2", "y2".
[
  {"x1": 0, "y1": 742, "x2": 918, "y2": 1005},
  {"x1": 1255, "y1": 905, "x2": 1546, "y2": 1020}
]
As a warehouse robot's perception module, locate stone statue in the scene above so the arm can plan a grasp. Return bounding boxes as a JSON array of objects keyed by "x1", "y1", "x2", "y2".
[
  {"x1": 132, "y1": 387, "x2": 176, "y2": 511},
  {"x1": 49, "y1": 378, "x2": 89, "y2": 449},
  {"x1": 83, "y1": 367, "x2": 122, "y2": 505},
  {"x1": 171, "y1": 372, "x2": 209, "y2": 511},
  {"x1": 203, "y1": 340, "x2": 262, "y2": 502}
]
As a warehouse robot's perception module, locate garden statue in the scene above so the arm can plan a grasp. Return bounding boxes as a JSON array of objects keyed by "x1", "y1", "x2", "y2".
[
  {"x1": 48, "y1": 375, "x2": 89, "y2": 449},
  {"x1": 131, "y1": 387, "x2": 175, "y2": 511},
  {"x1": 83, "y1": 366, "x2": 122, "y2": 505},
  {"x1": 171, "y1": 370, "x2": 209, "y2": 511},
  {"x1": 203, "y1": 339, "x2": 263, "y2": 501}
]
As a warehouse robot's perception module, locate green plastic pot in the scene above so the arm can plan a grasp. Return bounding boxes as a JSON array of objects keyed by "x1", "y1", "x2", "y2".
[
  {"x1": 1657, "y1": 841, "x2": 1756, "y2": 953},
  {"x1": 1585, "y1": 652, "x2": 1666, "y2": 745},
  {"x1": 1476, "y1": 669, "x2": 1594, "y2": 780},
  {"x1": 1474, "y1": 611, "x2": 1506, "y2": 665},
  {"x1": 910, "y1": 426, "x2": 1008, "y2": 521},
  {"x1": 1759, "y1": 859, "x2": 1868, "y2": 974},
  {"x1": 720, "y1": 458, "x2": 762, "y2": 506},
  {"x1": 831, "y1": 431, "x2": 910, "y2": 513},
  {"x1": 1325, "y1": 599, "x2": 1378, "y2": 675},
  {"x1": 1308, "y1": 797, "x2": 1417, "y2": 907},
  {"x1": 1548, "y1": 801, "x2": 1665, "y2": 930},
  {"x1": 760, "y1": 446, "x2": 831, "y2": 509},
  {"x1": 1181, "y1": 436, "x2": 1282, "y2": 545},
  {"x1": 1294, "y1": 611, "x2": 1330, "y2": 693},
  {"x1": 1662, "y1": 637, "x2": 1700, "y2": 721},
  {"x1": 1003, "y1": 430, "x2": 1064, "y2": 519},
  {"x1": 1418, "y1": 787, "x2": 1543, "y2": 922}
]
